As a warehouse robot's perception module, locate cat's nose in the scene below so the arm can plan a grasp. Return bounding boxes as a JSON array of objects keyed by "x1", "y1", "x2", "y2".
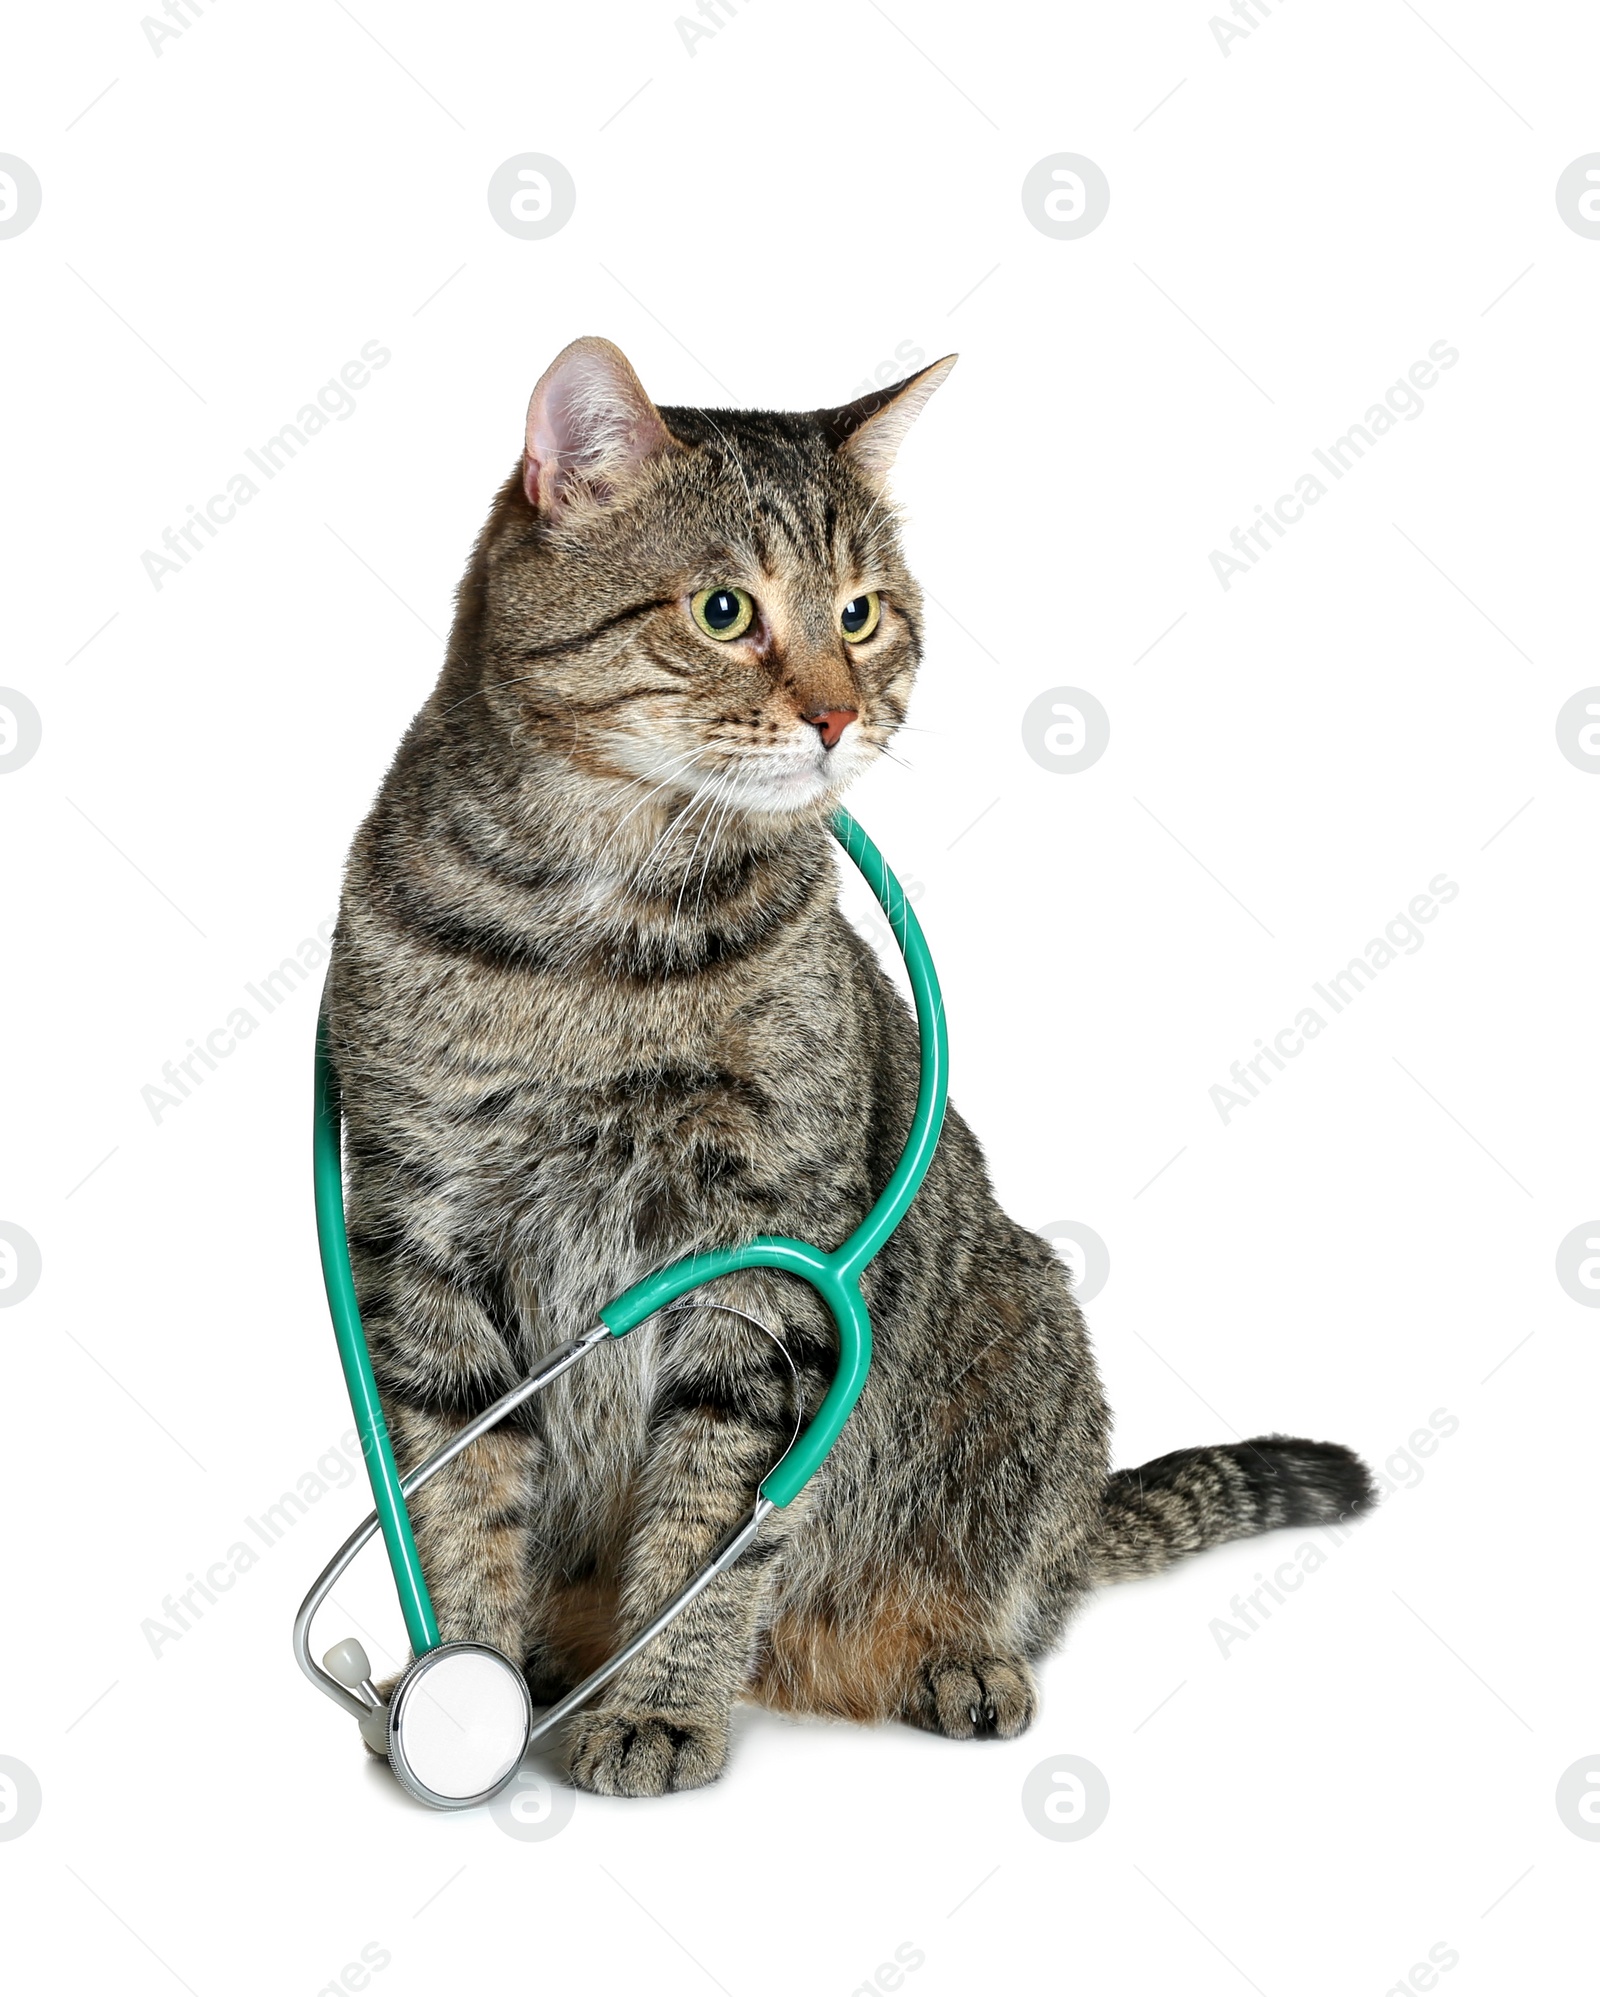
[{"x1": 803, "y1": 708, "x2": 858, "y2": 751}]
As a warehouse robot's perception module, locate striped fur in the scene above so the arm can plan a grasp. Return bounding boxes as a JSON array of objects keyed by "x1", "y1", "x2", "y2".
[{"x1": 330, "y1": 343, "x2": 1374, "y2": 1795}]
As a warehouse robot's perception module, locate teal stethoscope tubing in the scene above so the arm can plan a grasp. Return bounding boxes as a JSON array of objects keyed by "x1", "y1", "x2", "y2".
[{"x1": 315, "y1": 808, "x2": 948, "y2": 1660}]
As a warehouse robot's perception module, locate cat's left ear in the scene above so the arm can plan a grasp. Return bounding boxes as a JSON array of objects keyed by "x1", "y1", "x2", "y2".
[
  {"x1": 819, "y1": 354, "x2": 958, "y2": 491},
  {"x1": 523, "y1": 336, "x2": 682, "y2": 517}
]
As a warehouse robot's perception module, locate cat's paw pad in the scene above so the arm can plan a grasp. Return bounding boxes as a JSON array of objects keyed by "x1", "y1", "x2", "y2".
[
  {"x1": 565, "y1": 1708, "x2": 729, "y2": 1797},
  {"x1": 907, "y1": 1655, "x2": 1038, "y2": 1741}
]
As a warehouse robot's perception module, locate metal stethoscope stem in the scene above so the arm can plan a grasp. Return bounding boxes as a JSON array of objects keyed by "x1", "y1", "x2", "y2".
[
  {"x1": 293, "y1": 1323, "x2": 610, "y2": 1723},
  {"x1": 294, "y1": 1322, "x2": 779, "y2": 1739}
]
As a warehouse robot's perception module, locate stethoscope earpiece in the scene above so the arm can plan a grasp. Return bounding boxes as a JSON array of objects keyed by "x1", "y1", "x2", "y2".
[
  {"x1": 322, "y1": 1638, "x2": 380, "y2": 1705},
  {"x1": 322, "y1": 1639, "x2": 391, "y2": 1756},
  {"x1": 321, "y1": 1635, "x2": 531, "y2": 1801}
]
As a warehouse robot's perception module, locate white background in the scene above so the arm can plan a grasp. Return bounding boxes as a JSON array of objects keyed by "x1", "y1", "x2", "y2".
[{"x1": 2, "y1": 2, "x2": 1596, "y2": 1991}]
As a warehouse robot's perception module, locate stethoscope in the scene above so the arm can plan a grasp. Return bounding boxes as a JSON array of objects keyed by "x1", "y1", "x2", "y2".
[{"x1": 293, "y1": 811, "x2": 947, "y2": 1809}]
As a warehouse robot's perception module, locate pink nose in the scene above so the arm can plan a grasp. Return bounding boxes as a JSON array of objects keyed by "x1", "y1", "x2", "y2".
[{"x1": 805, "y1": 708, "x2": 858, "y2": 750}]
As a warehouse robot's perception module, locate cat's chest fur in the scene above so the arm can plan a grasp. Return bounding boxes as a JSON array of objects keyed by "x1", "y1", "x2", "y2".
[
  {"x1": 379, "y1": 905, "x2": 872, "y2": 1327},
  {"x1": 336, "y1": 805, "x2": 886, "y2": 1527},
  {"x1": 420, "y1": 930, "x2": 871, "y2": 1533}
]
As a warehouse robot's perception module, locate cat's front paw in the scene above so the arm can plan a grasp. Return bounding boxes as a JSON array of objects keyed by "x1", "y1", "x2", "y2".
[
  {"x1": 566, "y1": 1707, "x2": 729, "y2": 1797},
  {"x1": 905, "y1": 1655, "x2": 1038, "y2": 1741}
]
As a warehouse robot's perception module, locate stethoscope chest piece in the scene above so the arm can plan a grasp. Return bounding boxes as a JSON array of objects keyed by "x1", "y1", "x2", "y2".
[{"x1": 384, "y1": 1644, "x2": 532, "y2": 1810}]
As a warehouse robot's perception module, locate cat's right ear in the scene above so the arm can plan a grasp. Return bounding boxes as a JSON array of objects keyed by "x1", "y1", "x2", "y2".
[
  {"x1": 819, "y1": 354, "x2": 958, "y2": 491},
  {"x1": 523, "y1": 336, "x2": 681, "y2": 518}
]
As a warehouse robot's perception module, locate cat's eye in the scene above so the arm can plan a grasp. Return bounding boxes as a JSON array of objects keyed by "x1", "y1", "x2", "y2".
[
  {"x1": 840, "y1": 592, "x2": 881, "y2": 644},
  {"x1": 691, "y1": 586, "x2": 755, "y2": 642}
]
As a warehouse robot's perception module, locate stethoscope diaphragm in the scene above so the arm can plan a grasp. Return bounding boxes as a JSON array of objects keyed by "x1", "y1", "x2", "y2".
[{"x1": 385, "y1": 1643, "x2": 533, "y2": 1810}]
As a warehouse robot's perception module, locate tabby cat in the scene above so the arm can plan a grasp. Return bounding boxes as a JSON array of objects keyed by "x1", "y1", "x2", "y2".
[{"x1": 326, "y1": 336, "x2": 1373, "y2": 1797}]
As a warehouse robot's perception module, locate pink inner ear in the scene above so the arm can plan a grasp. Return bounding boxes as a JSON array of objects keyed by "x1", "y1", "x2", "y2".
[
  {"x1": 522, "y1": 337, "x2": 673, "y2": 516},
  {"x1": 526, "y1": 374, "x2": 581, "y2": 479},
  {"x1": 522, "y1": 440, "x2": 561, "y2": 510},
  {"x1": 523, "y1": 372, "x2": 581, "y2": 508}
]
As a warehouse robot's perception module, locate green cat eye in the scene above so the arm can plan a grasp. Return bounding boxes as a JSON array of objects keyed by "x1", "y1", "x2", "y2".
[
  {"x1": 691, "y1": 586, "x2": 755, "y2": 641},
  {"x1": 840, "y1": 592, "x2": 881, "y2": 644}
]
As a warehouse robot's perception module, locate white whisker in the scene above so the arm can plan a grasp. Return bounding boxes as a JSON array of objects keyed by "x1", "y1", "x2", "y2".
[
  {"x1": 691, "y1": 761, "x2": 761, "y2": 926},
  {"x1": 611, "y1": 745, "x2": 708, "y2": 832},
  {"x1": 641, "y1": 771, "x2": 720, "y2": 885},
  {"x1": 672, "y1": 769, "x2": 736, "y2": 925}
]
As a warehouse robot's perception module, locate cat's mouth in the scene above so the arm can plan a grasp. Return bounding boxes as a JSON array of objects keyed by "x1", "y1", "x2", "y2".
[
  {"x1": 742, "y1": 755, "x2": 833, "y2": 807},
  {"x1": 721, "y1": 741, "x2": 866, "y2": 815},
  {"x1": 607, "y1": 729, "x2": 873, "y2": 832}
]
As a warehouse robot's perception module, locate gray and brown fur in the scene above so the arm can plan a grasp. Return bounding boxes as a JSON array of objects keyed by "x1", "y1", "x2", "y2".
[{"x1": 327, "y1": 337, "x2": 1374, "y2": 1797}]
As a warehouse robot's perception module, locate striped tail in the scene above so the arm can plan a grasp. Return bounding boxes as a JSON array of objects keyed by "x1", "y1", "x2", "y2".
[{"x1": 1090, "y1": 1434, "x2": 1376, "y2": 1584}]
